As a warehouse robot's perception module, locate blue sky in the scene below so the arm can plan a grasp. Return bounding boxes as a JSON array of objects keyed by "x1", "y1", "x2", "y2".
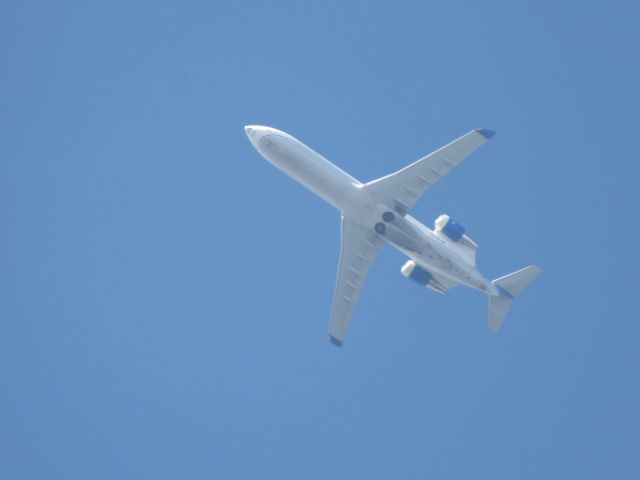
[{"x1": 1, "y1": 1, "x2": 639, "y2": 478}]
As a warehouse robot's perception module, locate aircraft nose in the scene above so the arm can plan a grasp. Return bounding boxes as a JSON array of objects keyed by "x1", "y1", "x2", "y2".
[{"x1": 244, "y1": 125, "x2": 270, "y2": 148}]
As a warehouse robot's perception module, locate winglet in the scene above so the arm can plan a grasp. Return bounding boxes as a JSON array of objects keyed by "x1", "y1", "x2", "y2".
[
  {"x1": 476, "y1": 129, "x2": 496, "y2": 139},
  {"x1": 329, "y1": 335, "x2": 343, "y2": 347}
]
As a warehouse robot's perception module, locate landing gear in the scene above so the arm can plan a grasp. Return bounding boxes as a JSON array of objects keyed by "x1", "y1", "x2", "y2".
[
  {"x1": 382, "y1": 211, "x2": 395, "y2": 222},
  {"x1": 374, "y1": 222, "x2": 386, "y2": 234}
]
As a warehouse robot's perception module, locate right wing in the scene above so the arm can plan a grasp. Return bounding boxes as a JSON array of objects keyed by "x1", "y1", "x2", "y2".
[
  {"x1": 328, "y1": 216, "x2": 385, "y2": 346},
  {"x1": 363, "y1": 129, "x2": 494, "y2": 215}
]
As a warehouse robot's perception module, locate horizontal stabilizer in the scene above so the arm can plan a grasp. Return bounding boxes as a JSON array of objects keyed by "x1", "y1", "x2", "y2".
[
  {"x1": 489, "y1": 266, "x2": 541, "y2": 333},
  {"x1": 488, "y1": 295, "x2": 513, "y2": 333},
  {"x1": 493, "y1": 266, "x2": 541, "y2": 298}
]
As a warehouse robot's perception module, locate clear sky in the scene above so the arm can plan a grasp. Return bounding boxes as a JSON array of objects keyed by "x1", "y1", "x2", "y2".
[{"x1": 1, "y1": 1, "x2": 639, "y2": 478}]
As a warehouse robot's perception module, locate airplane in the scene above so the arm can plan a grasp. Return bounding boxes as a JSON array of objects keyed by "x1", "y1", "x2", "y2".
[{"x1": 245, "y1": 125, "x2": 541, "y2": 346}]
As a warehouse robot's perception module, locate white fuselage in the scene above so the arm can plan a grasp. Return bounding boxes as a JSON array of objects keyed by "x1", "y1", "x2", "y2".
[{"x1": 245, "y1": 125, "x2": 498, "y2": 295}]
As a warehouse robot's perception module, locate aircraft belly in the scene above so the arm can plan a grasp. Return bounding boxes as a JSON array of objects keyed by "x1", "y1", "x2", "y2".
[
  {"x1": 260, "y1": 134, "x2": 360, "y2": 210},
  {"x1": 390, "y1": 231, "x2": 485, "y2": 290}
]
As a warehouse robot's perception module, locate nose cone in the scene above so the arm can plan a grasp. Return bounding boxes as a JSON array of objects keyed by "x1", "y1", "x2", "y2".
[
  {"x1": 244, "y1": 125, "x2": 292, "y2": 155},
  {"x1": 244, "y1": 125, "x2": 270, "y2": 149}
]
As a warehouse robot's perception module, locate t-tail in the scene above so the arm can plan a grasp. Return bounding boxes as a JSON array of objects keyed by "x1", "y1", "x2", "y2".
[{"x1": 488, "y1": 266, "x2": 541, "y2": 332}]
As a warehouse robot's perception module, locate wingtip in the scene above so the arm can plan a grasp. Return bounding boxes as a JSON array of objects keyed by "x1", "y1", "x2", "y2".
[
  {"x1": 477, "y1": 129, "x2": 496, "y2": 139},
  {"x1": 329, "y1": 335, "x2": 343, "y2": 347}
]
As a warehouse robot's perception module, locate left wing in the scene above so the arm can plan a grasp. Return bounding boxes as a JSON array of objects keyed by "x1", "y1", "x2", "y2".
[
  {"x1": 363, "y1": 129, "x2": 494, "y2": 215},
  {"x1": 329, "y1": 216, "x2": 385, "y2": 346}
]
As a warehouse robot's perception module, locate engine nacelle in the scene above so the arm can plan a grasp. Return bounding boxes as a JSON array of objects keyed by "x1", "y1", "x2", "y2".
[
  {"x1": 401, "y1": 260, "x2": 433, "y2": 286},
  {"x1": 401, "y1": 260, "x2": 449, "y2": 293},
  {"x1": 434, "y1": 214, "x2": 466, "y2": 241}
]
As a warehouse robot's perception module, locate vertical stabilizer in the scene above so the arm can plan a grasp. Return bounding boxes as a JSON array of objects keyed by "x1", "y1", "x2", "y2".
[{"x1": 489, "y1": 266, "x2": 541, "y2": 332}]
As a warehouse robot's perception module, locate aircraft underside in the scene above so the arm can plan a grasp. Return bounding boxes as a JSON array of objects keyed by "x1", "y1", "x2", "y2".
[{"x1": 245, "y1": 125, "x2": 541, "y2": 345}]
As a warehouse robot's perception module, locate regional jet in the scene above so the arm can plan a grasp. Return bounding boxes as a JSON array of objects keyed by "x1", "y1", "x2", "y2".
[{"x1": 245, "y1": 125, "x2": 540, "y2": 346}]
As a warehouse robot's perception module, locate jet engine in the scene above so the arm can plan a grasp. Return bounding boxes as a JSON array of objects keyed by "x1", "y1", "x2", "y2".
[
  {"x1": 434, "y1": 214, "x2": 466, "y2": 241},
  {"x1": 433, "y1": 214, "x2": 479, "y2": 264},
  {"x1": 400, "y1": 260, "x2": 448, "y2": 293},
  {"x1": 401, "y1": 259, "x2": 433, "y2": 285}
]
